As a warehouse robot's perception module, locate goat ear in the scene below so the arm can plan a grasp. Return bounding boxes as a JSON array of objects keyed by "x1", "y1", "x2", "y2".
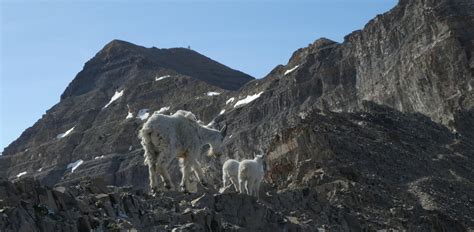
[{"x1": 220, "y1": 123, "x2": 228, "y2": 137}]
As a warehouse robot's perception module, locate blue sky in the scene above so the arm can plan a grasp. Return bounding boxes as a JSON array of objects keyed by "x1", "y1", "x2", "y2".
[{"x1": 0, "y1": 0, "x2": 397, "y2": 151}]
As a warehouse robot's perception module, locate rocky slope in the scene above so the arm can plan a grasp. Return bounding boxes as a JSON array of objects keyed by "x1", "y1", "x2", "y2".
[
  {"x1": 215, "y1": 0, "x2": 474, "y2": 178},
  {"x1": 0, "y1": 177, "x2": 298, "y2": 231},
  {"x1": 1, "y1": 103, "x2": 472, "y2": 231},
  {"x1": 1, "y1": 0, "x2": 473, "y2": 231},
  {"x1": 0, "y1": 41, "x2": 253, "y2": 188}
]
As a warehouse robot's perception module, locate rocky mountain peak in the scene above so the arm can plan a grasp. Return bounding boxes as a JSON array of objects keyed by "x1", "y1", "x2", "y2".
[
  {"x1": 103, "y1": 39, "x2": 139, "y2": 49},
  {"x1": 285, "y1": 38, "x2": 338, "y2": 67},
  {"x1": 95, "y1": 39, "x2": 147, "y2": 62},
  {"x1": 60, "y1": 39, "x2": 254, "y2": 100},
  {"x1": 310, "y1": 38, "x2": 337, "y2": 50}
]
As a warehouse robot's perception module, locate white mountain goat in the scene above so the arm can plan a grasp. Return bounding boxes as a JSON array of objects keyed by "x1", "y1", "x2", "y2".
[
  {"x1": 238, "y1": 154, "x2": 265, "y2": 197},
  {"x1": 139, "y1": 110, "x2": 227, "y2": 193},
  {"x1": 222, "y1": 159, "x2": 240, "y2": 192}
]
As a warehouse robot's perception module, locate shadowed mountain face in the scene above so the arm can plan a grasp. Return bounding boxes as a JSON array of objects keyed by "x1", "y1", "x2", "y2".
[
  {"x1": 1, "y1": 0, "x2": 473, "y2": 231},
  {"x1": 0, "y1": 40, "x2": 254, "y2": 189},
  {"x1": 61, "y1": 40, "x2": 254, "y2": 100}
]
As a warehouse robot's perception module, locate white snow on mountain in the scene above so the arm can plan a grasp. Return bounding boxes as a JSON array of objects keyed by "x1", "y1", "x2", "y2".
[
  {"x1": 234, "y1": 92, "x2": 264, "y2": 108},
  {"x1": 57, "y1": 126, "x2": 75, "y2": 139},
  {"x1": 67, "y1": 159, "x2": 84, "y2": 173},
  {"x1": 226, "y1": 97, "x2": 235, "y2": 105},
  {"x1": 284, "y1": 65, "x2": 299, "y2": 76},
  {"x1": 126, "y1": 111, "x2": 134, "y2": 119},
  {"x1": 103, "y1": 89, "x2": 124, "y2": 109},
  {"x1": 137, "y1": 109, "x2": 150, "y2": 120},
  {"x1": 206, "y1": 92, "x2": 221, "y2": 96},
  {"x1": 16, "y1": 171, "x2": 27, "y2": 178},
  {"x1": 155, "y1": 75, "x2": 171, "y2": 81}
]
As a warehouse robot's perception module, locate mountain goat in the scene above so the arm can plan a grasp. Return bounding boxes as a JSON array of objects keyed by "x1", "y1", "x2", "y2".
[
  {"x1": 139, "y1": 110, "x2": 227, "y2": 193},
  {"x1": 238, "y1": 155, "x2": 265, "y2": 197},
  {"x1": 222, "y1": 159, "x2": 240, "y2": 192}
]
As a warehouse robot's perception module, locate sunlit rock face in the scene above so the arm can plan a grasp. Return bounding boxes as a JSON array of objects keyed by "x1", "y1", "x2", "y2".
[{"x1": 350, "y1": 0, "x2": 474, "y2": 127}]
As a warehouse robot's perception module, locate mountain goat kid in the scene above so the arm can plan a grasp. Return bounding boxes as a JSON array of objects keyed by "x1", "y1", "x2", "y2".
[
  {"x1": 221, "y1": 159, "x2": 240, "y2": 192},
  {"x1": 238, "y1": 155, "x2": 265, "y2": 197}
]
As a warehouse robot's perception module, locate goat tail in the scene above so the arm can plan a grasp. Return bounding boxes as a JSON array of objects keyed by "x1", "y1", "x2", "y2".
[{"x1": 139, "y1": 127, "x2": 154, "y2": 166}]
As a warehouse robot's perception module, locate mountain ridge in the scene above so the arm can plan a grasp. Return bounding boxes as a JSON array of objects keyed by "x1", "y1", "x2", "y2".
[{"x1": 60, "y1": 39, "x2": 254, "y2": 100}]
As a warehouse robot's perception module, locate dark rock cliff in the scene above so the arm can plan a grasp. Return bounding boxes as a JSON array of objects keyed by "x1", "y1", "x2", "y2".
[
  {"x1": 61, "y1": 40, "x2": 253, "y2": 100},
  {"x1": 1, "y1": 0, "x2": 473, "y2": 231},
  {"x1": 0, "y1": 41, "x2": 253, "y2": 188}
]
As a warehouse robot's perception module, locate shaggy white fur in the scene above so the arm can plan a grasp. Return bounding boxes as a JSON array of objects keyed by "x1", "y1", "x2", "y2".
[
  {"x1": 222, "y1": 159, "x2": 240, "y2": 192},
  {"x1": 238, "y1": 155, "x2": 265, "y2": 197},
  {"x1": 139, "y1": 110, "x2": 227, "y2": 193}
]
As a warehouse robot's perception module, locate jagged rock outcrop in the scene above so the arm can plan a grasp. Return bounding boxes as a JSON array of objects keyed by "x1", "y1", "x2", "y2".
[
  {"x1": 219, "y1": 0, "x2": 474, "y2": 144},
  {"x1": 0, "y1": 177, "x2": 297, "y2": 231},
  {"x1": 1, "y1": 0, "x2": 473, "y2": 231},
  {"x1": 264, "y1": 101, "x2": 473, "y2": 230}
]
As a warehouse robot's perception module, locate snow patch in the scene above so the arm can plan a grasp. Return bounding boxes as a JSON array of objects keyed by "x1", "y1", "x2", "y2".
[
  {"x1": 219, "y1": 109, "x2": 226, "y2": 115},
  {"x1": 37, "y1": 168, "x2": 43, "y2": 172},
  {"x1": 126, "y1": 111, "x2": 134, "y2": 119},
  {"x1": 67, "y1": 160, "x2": 84, "y2": 173},
  {"x1": 226, "y1": 97, "x2": 235, "y2": 105},
  {"x1": 103, "y1": 89, "x2": 124, "y2": 109},
  {"x1": 206, "y1": 92, "x2": 221, "y2": 96},
  {"x1": 157, "y1": 106, "x2": 170, "y2": 114},
  {"x1": 229, "y1": 134, "x2": 233, "y2": 139},
  {"x1": 137, "y1": 109, "x2": 150, "y2": 120},
  {"x1": 234, "y1": 92, "x2": 264, "y2": 108},
  {"x1": 284, "y1": 65, "x2": 299, "y2": 76},
  {"x1": 16, "y1": 171, "x2": 27, "y2": 178},
  {"x1": 155, "y1": 75, "x2": 171, "y2": 81},
  {"x1": 57, "y1": 127, "x2": 75, "y2": 139},
  {"x1": 94, "y1": 155, "x2": 104, "y2": 160}
]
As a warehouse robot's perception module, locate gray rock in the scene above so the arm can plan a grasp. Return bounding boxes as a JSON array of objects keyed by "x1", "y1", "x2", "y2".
[
  {"x1": 1, "y1": 0, "x2": 473, "y2": 231},
  {"x1": 172, "y1": 223, "x2": 205, "y2": 232}
]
